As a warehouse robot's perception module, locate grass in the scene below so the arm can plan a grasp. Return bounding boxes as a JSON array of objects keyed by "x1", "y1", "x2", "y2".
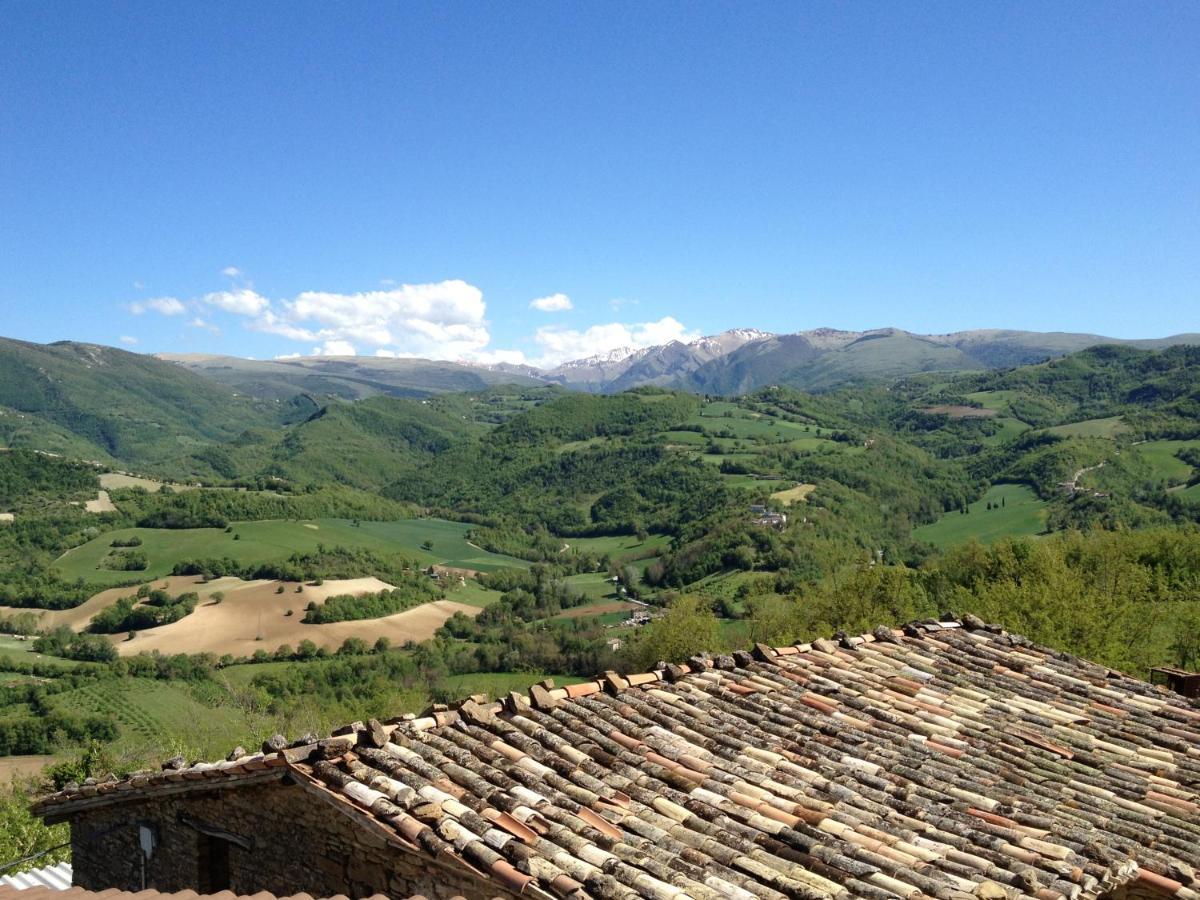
[
  {"x1": 981, "y1": 417, "x2": 1031, "y2": 445},
  {"x1": 716, "y1": 618, "x2": 753, "y2": 648},
  {"x1": 49, "y1": 677, "x2": 254, "y2": 759},
  {"x1": 687, "y1": 413, "x2": 816, "y2": 441},
  {"x1": 694, "y1": 452, "x2": 761, "y2": 467},
  {"x1": 964, "y1": 390, "x2": 1023, "y2": 414},
  {"x1": 1043, "y1": 417, "x2": 1128, "y2": 439},
  {"x1": 562, "y1": 572, "x2": 620, "y2": 601},
  {"x1": 722, "y1": 474, "x2": 764, "y2": 487},
  {"x1": 557, "y1": 436, "x2": 610, "y2": 454},
  {"x1": 444, "y1": 580, "x2": 505, "y2": 608},
  {"x1": 0, "y1": 635, "x2": 80, "y2": 668},
  {"x1": 53, "y1": 517, "x2": 529, "y2": 585},
  {"x1": 660, "y1": 430, "x2": 706, "y2": 446},
  {"x1": 912, "y1": 483, "x2": 1048, "y2": 548},
  {"x1": 568, "y1": 533, "x2": 670, "y2": 557},
  {"x1": 777, "y1": 437, "x2": 840, "y2": 452},
  {"x1": 1131, "y1": 440, "x2": 1200, "y2": 485}
]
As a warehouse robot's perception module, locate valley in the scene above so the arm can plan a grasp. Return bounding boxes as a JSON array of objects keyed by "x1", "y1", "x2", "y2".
[{"x1": 0, "y1": 336, "x2": 1198, "y2": 797}]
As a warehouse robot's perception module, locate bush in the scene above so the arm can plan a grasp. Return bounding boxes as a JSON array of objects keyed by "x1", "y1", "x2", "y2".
[
  {"x1": 103, "y1": 550, "x2": 148, "y2": 571},
  {"x1": 32, "y1": 627, "x2": 119, "y2": 663},
  {"x1": 302, "y1": 583, "x2": 440, "y2": 624},
  {"x1": 88, "y1": 590, "x2": 198, "y2": 633}
]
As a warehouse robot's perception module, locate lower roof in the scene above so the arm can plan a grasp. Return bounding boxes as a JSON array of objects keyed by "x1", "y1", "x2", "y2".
[{"x1": 35, "y1": 619, "x2": 1200, "y2": 900}]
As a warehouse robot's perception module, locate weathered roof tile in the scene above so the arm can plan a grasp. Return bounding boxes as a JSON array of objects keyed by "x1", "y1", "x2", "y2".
[{"x1": 33, "y1": 622, "x2": 1200, "y2": 900}]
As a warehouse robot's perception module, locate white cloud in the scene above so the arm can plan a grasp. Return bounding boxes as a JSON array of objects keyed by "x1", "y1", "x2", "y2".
[
  {"x1": 274, "y1": 352, "x2": 302, "y2": 360},
  {"x1": 249, "y1": 279, "x2": 491, "y2": 360},
  {"x1": 529, "y1": 293, "x2": 573, "y2": 312},
  {"x1": 204, "y1": 288, "x2": 270, "y2": 317},
  {"x1": 118, "y1": 335, "x2": 139, "y2": 346},
  {"x1": 128, "y1": 296, "x2": 185, "y2": 316},
  {"x1": 222, "y1": 266, "x2": 242, "y2": 278},
  {"x1": 189, "y1": 317, "x2": 220, "y2": 334},
  {"x1": 133, "y1": 280, "x2": 145, "y2": 290},
  {"x1": 609, "y1": 297, "x2": 639, "y2": 310},
  {"x1": 311, "y1": 340, "x2": 356, "y2": 357},
  {"x1": 530, "y1": 316, "x2": 698, "y2": 367},
  {"x1": 473, "y1": 349, "x2": 531, "y2": 366}
]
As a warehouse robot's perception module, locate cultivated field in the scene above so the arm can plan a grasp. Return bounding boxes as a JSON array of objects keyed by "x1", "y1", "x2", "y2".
[
  {"x1": 770, "y1": 483, "x2": 816, "y2": 505},
  {"x1": 913, "y1": 483, "x2": 1048, "y2": 548},
  {"x1": 115, "y1": 577, "x2": 484, "y2": 657},
  {"x1": 84, "y1": 490, "x2": 116, "y2": 513},
  {"x1": 0, "y1": 755, "x2": 56, "y2": 783},
  {"x1": 2, "y1": 573, "x2": 496, "y2": 658},
  {"x1": 99, "y1": 472, "x2": 183, "y2": 491},
  {"x1": 53, "y1": 517, "x2": 529, "y2": 585}
]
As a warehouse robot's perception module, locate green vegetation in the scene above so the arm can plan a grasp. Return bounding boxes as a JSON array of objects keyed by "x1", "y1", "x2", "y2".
[
  {"x1": 88, "y1": 589, "x2": 199, "y2": 633},
  {"x1": 913, "y1": 484, "x2": 1047, "y2": 546},
  {"x1": 1132, "y1": 439, "x2": 1200, "y2": 484},
  {"x1": 56, "y1": 518, "x2": 527, "y2": 585},
  {"x1": 3, "y1": 342, "x2": 1200, "y2": 784},
  {"x1": 1043, "y1": 416, "x2": 1128, "y2": 438},
  {"x1": 303, "y1": 581, "x2": 442, "y2": 624}
]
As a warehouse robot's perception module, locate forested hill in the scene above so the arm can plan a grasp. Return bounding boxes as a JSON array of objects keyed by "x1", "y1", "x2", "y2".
[
  {"x1": 0, "y1": 338, "x2": 297, "y2": 468},
  {"x1": 2, "y1": 335, "x2": 1199, "y2": 556}
]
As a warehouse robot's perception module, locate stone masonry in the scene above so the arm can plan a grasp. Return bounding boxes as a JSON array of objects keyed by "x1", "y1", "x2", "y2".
[{"x1": 66, "y1": 779, "x2": 512, "y2": 900}]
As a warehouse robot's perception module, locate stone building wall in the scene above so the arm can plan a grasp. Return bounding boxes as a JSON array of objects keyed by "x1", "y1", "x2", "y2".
[{"x1": 67, "y1": 780, "x2": 513, "y2": 900}]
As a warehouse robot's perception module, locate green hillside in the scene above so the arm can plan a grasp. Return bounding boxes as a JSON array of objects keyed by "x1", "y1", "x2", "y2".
[
  {"x1": 0, "y1": 338, "x2": 280, "y2": 473},
  {"x1": 54, "y1": 517, "x2": 528, "y2": 584}
]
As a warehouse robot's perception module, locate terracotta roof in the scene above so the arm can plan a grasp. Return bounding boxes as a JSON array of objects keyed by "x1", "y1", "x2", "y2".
[
  {"x1": 35, "y1": 619, "x2": 1200, "y2": 900},
  {"x1": 0, "y1": 889, "x2": 392, "y2": 900},
  {"x1": 0, "y1": 888, "x2": 463, "y2": 900}
]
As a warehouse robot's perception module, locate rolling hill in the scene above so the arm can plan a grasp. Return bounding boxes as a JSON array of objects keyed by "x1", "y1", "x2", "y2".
[{"x1": 0, "y1": 338, "x2": 282, "y2": 470}]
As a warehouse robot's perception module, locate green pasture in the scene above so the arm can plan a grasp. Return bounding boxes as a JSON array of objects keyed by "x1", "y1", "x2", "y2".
[
  {"x1": 687, "y1": 413, "x2": 814, "y2": 441},
  {"x1": 1130, "y1": 440, "x2": 1200, "y2": 485},
  {"x1": 981, "y1": 417, "x2": 1031, "y2": 445},
  {"x1": 964, "y1": 390, "x2": 1022, "y2": 414},
  {"x1": 53, "y1": 517, "x2": 529, "y2": 585},
  {"x1": 913, "y1": 483, "x2": 1048, "y2": 548},
  {"x1": 0, "y1": 635, "x2": 80, "y2": 668},
  {"x1": 49, "y1": 678, "x2": 254, "y2": 759},
  {"x1": 562, "y1": 572, "x2": 620, "y2": 601},
  {"x1": 568, "y1": 533, "x2": 669, "y2": 557},
  {"x1": 660, "y1": 430, "x2": 706, "y2": 446},
  {"x1": 1043, "y1": 417, "x2": 1128, "y2": 439}
]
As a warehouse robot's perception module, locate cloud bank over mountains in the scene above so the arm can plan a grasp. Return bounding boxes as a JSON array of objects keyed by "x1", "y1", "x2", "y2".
[{"x1": 122, "y1": 274, "x2": 695, "y2": 367}]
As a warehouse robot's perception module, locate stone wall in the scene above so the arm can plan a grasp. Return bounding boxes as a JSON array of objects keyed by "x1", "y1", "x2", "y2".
[{"x1": 68, "y1": 779, "x2": 513, "y2": 900}]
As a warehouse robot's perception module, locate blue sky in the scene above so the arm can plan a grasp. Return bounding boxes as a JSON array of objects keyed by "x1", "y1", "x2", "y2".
[{"x1": 1, "y1": 2, "x2": 1196, "y2": 365}]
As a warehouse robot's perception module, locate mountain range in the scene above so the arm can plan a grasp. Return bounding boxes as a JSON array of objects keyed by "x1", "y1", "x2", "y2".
[{"x1": 161, "y1": 326, "x2": 1200, "y2": 398}]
